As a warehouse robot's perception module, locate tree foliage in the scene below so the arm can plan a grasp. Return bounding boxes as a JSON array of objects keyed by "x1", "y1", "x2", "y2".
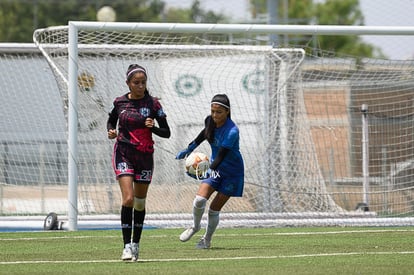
[
  {"x1": 162, "y1": 0, "x2": 227, "y2": 23},
  {"x1": 0, "y1": 0, "x2": 227, "y2": 42},
  {"x1": 0, "y1": 1, "x2": 34, "y2": 42},
  {"x1": 313, "y1": 0, "x2": 383, "y2": 57},
  {"x1": 249, "y1": 0, "x2": 384, "y2": 58}
]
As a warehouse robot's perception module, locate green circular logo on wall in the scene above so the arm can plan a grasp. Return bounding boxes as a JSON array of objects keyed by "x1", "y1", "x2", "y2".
[
  {"x1": 175, "y1": 74, "x2": 202, "y2": 96},
  {"x1": 242, "y1": 70, "x2": 266, "y2": 94}
]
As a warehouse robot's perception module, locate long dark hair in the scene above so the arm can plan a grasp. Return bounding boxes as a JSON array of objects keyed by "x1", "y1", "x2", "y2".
[{"x1": 205, "y1": 94, "x2": 231, "y2": 143}]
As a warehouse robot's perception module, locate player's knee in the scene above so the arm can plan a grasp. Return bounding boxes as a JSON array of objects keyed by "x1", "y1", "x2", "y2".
[
  {"x1": 123, "y1": 196, "x2": 134, "y2": 207},
  {"x1": 193, "y1": 195, "x2": 207, "y2": 209},
  {"x1": 134, "y1": 197, "x2": 146, "y2": 211}
]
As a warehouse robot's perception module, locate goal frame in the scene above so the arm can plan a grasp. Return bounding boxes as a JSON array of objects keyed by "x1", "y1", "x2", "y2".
[{"x1": 55, "y1": 21, "x2": 414, "y2": 230}]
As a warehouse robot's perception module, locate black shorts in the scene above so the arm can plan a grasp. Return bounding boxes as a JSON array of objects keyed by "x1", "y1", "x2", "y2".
[{"x1": 112, "y1": 142, "x2": 153, "y2": 183}]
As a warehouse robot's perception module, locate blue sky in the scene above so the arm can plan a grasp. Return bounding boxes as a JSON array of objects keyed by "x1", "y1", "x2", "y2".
[{"x1": 359, "y1": 0, "x2": 414, "y2": 59}]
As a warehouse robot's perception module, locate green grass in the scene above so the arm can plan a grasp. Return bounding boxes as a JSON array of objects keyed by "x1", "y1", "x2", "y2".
[{"x1": 1, "y1": 227, "x2": 414, "y2": 274}]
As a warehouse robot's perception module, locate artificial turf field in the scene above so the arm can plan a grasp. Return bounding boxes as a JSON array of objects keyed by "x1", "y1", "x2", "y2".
[{"x1": 1, "y1": 227, "x2": 413, "y2": 274}]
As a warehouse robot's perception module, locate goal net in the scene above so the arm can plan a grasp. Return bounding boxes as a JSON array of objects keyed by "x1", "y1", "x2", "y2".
[
  {"x1": 32, "y1": 24, "x2": 341, "y2": 217},
  {"x1": 3, "y1": 22, "x2": 414, "y2": 229}
]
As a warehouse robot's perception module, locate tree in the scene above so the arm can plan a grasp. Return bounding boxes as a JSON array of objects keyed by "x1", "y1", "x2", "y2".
[
  {"x1": 249, "y1": 0, "x2": 384, "y2": 58},
  {"x1": 313, "y1": 0, "x2": 383, "y2": 57},
  {"x1": 190, "y1": 0, "x2": 227, "y2": 23},
  {"x1": 0, "y1": 1, "x2": 34, "y2": 42},
  {"x1": 0, "y1": 0, "x2": 384, "y2": 58},
  {"x1": 0, "y1": 0, "x2": 226, "y2": 43},
  {"x1": 162, "y1": 0, "x2": 227, "y2": 23}
]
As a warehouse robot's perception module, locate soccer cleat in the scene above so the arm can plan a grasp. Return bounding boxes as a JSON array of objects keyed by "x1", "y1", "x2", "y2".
[
  {"x1": 131, "y1": 242, "x2": 139, "y2": 262},
  {"x1": 179, "y1": 227, "x2": 200, "y2": 242},
  {"x1": 121, "y1": 243, "x2": 133, "y2": 261},
  {"x1": 195, "y1": 236, "x2": 211, "y2": 249}
]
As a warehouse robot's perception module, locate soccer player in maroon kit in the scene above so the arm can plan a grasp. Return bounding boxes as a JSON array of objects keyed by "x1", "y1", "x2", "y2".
[{"x1": 107, "y1": 64, "x2": 171, "y2": 261}]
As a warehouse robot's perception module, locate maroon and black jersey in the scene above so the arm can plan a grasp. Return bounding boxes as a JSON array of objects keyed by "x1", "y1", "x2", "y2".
[{"x1": 107, "y1": 93, "x2": 170, "y2": 153}]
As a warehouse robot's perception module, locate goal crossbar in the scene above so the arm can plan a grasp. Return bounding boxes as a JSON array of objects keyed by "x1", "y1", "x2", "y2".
[{"x1": 69, "y1": 21, "x2": 414, "y2": 35}]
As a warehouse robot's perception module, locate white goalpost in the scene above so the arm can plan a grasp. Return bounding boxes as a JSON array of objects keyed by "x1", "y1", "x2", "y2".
[{"x1": 3, "y1": 22, "x2": 414, "y2": 231}]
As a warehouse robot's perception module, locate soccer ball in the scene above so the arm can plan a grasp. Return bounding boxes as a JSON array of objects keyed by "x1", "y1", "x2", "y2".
[{"x1": 185, "y1": 152, "x2": 210, "y2": 178}]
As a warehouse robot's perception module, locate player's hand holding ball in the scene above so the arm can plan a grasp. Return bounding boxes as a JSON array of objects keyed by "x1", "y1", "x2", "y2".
[{"x1": 184, "y1": 152, "x2": 210, "y2": 180}]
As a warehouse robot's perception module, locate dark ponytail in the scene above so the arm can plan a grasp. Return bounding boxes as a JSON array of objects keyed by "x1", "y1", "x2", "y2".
[{"x1": 205, "y1": 116, "x2": 215, "y2": 143}]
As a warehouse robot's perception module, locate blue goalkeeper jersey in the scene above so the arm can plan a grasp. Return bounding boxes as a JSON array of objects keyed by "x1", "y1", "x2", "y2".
[{"x1": 210, "y1": 117, "x2": 244, "y2": 177}]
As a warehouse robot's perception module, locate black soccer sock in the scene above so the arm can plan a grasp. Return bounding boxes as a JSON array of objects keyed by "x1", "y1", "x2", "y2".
[
  {"x1": 132, "y1": 209, "x2": 145, "y2": 244},
  {"x1": 121, "y1": 205, "x2": 133, "y2": 246}
]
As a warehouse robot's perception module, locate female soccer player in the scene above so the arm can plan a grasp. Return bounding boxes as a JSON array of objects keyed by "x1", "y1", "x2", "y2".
[
  {"x1": 107, "y1": 64, "x2": 171, "y2": 261},
  {"x1": 176, "y1": 94, "x2": 244, "y2": 249}
]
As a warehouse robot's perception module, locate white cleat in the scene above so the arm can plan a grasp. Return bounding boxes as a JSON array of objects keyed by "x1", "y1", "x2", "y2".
[
  {"x1": 179, "y1": 227, "x2": 200, "y2": 242},
  {"x1": 131, "y1": 242, "x2": 139, "y2": 262},
  {"x1": 121, "y1": 243, "x2": 133, "y2": 261}
]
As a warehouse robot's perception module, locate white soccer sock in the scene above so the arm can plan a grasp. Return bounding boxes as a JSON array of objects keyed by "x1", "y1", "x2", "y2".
[
  {"x1": 192, "y1": 195, "x2": 207, "y2": 230},
  {"x1": 205, "y1": 209, "x2": 220, "y2": 240}
]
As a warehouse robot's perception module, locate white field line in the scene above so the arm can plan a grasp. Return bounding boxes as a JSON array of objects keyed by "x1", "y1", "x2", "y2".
[
  {"x1": 1, "y1": 228, "x2": 414, "y2": 242},
  {"x1": 1, "y1": 230, "x2": 414, "y2": 265},
  {"x1": 1, "y1": 251, "x2": 414, "y2": 265}
]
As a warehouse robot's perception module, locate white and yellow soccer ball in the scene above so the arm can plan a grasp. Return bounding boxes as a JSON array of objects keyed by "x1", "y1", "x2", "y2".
[{"x1": 185, "y1": 152, "x2": 210, "y2": 178}]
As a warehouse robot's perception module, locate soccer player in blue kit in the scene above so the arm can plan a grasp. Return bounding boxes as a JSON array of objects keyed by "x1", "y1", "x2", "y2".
[
  {"x1": 107, "y1": 64, "x2": 171, "y2": 261},
  {"x1": 176, "y1": 94, "x2": 244, "y2": 249}
]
